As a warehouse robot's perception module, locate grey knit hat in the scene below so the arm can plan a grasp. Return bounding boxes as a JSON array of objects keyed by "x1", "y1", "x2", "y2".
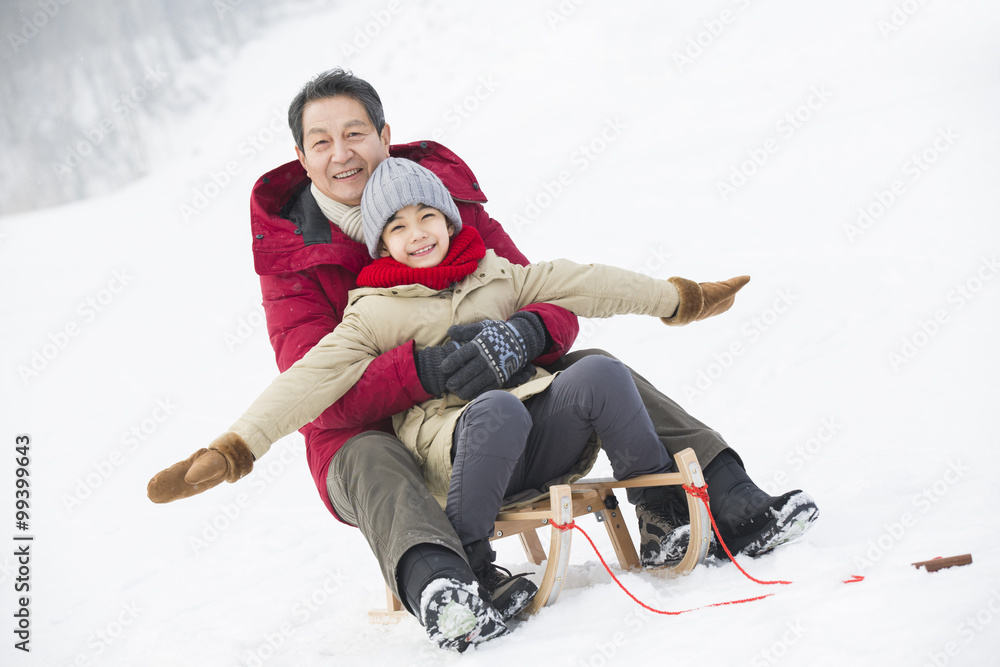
[{"x1": 361, "y1": 157, "x2": 463, "y2": 258}]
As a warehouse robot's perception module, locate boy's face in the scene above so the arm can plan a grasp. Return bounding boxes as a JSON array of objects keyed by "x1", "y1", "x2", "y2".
[
  {"x1": 379, "y1": 204, "x2": 454, "y2": 268},
  {"x1": 295, "y1": 95, "x2": 391, "y2": 206}
]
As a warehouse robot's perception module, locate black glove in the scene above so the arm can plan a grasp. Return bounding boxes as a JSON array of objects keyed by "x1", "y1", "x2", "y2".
[
  {"x1": 441, "y1": 312, "x2": 547, "y2": 400},
  {"x1": 415, "y1": 342, "x2": 459, "y2": 396}
]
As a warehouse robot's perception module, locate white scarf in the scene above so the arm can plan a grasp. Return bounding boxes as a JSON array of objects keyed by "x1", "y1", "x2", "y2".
[{"x1": 310, "y1": 183, "x2": 365, "y2": 243}]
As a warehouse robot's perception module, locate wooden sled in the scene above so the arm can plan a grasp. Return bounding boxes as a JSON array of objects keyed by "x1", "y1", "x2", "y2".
[{"x1": 369, "y1": 448, "x2": 710, "y2": 623}]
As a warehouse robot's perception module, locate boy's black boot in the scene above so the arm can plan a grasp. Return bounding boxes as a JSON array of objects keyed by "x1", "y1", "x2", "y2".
[
  {"x1": 464, "y1": 538, "x2": 538, "y2": 621},
  {"x1": 397, "y1": 543, "x2": 508, "y2": 652},
  {"x1": 703, "y1": 449, "x2": 819, "y2": 557},
  {"x1": 635, "y1": 484, "x2": 718, "y2": 567}
]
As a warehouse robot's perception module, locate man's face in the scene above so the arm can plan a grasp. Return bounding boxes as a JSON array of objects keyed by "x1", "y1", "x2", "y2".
[{"x1": 295, "y1": 95, "x2": 391, "y2": 206}]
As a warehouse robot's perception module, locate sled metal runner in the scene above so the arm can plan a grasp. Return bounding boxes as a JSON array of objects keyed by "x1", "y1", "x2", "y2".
[{"x1": 369, "y1": 447, "x2": 709, "y2": 623}]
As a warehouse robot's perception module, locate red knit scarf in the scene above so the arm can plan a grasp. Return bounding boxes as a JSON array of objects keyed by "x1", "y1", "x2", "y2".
[{"x1": 356, "y1": 226, "x2": 486, "y2": 290}]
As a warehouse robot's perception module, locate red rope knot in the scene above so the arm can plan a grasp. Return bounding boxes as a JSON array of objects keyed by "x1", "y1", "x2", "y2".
[
  {"x1": 548, "y1": 519, "x2": 575, "y2": 532},
  {"x1": 682, "y1": 483, "x2": 710, "y2": 503}
]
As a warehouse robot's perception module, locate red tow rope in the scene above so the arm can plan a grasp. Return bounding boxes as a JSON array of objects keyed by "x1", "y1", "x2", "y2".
[
  {"x1": 681, "y1": 484, "x2": 792, "y2": 586},
  {"x1": 547, "y1": 482, "x2": 862, "y2": 615}
]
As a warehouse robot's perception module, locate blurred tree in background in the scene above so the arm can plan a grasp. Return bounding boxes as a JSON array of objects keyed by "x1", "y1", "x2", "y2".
[{"x1": 0, "y1": 0, "x2": 335, "y2": 216}]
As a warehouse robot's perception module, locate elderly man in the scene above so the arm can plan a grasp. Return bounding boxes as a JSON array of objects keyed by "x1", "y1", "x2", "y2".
[{"x1": 149, "y1": 68, "x2": 817, "y2": 652}]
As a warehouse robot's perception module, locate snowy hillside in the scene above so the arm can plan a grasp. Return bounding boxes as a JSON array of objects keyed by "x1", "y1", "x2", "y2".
[{"x1": 2, "y1": 1, "x2": 999, "y2": 666}]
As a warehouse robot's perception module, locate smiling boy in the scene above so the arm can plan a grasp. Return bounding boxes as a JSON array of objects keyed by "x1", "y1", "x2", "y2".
[{"x1": 379, "y1": 203, "x2": 452, "y2": 267}]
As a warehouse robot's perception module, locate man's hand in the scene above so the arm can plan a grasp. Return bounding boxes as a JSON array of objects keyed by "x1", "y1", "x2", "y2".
[
  {"x1": 662, "y1": 275, "x2": 751, "y2": 326},
  {"x1": 414, "y1": 342, "x2": 460, "y2": 396},
  {"x1": 441, "y1": 312, "x2": 547, "y2": 400},
  {"x1": 147, "y1": 433, "x2": 254, "y2": 503}
]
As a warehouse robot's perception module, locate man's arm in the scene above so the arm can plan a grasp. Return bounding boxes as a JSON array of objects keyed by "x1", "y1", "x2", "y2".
[{"x1": 260, "y1": 266, "x2": 431, "y2": 431}]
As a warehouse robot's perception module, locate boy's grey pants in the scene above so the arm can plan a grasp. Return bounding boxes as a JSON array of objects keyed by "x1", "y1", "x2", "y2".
[
  {"x1": 326, "y1": 349, "x2": 731, "y2": 605},
  {"x1": 448, "y1": 355, "x2": 675, "y2": 545}
]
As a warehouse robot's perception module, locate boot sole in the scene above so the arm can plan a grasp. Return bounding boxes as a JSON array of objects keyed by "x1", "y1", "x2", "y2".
[
  {"x1": 721, "y1": 491, "x2": 820, "y2": 558},
  {"x1": 421, "y1": 581, "x2": 509, "y2": 652},
  {"x1": 496, "y1": 582, "x2": 538, "y2": 621}
]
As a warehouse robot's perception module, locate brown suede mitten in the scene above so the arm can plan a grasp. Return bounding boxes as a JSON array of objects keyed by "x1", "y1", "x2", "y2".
[
  {"x1": 662, "y1": 275, "x2": 750, "y2": 326},
  {"x1": 147, "y1": 433, "x2": 254, "y2": 504}
]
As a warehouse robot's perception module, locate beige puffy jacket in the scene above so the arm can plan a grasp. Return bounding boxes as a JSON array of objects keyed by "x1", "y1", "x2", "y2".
[{"x1": 229, "y1": 251, "x2": 682, "y2": 504}]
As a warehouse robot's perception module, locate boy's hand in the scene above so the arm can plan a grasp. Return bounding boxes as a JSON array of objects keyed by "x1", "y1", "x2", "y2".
[
  {"x1": 443, "y1": 312, "x2": 546, "y2": 400},
  {"x1": 147, "y1": 433, "x2": 254, "y2": 503},
  {"x1": 662, "y1": 275, "x2": 751, "y2": 326}
]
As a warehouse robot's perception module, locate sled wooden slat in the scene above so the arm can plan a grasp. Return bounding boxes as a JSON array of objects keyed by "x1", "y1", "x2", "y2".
[
  {"x1": 519, "y1": 528, "x2": 547, "y2": 565},
  {"x1": 523, "y1": 484, "x2": 575, "y2": 614},
  {"x1": 369, "y1": 448, "x2": 709, "y2": 623},
  {"x1": 368, "y1": 586, "x2": 407, "y2": 625}
]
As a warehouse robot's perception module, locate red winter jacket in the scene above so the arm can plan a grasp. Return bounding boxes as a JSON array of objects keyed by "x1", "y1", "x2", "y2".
[{"x1": 249, "y1": 141, "x2": 581, "y2": 520}]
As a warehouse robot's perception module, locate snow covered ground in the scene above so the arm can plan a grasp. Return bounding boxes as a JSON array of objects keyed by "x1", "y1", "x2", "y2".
[{"x1": 3, "y1": 1, "x2": 999, "y2": 665}]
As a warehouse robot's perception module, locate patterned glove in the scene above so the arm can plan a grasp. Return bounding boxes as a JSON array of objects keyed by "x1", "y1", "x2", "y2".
[
  {"x1": 442, "y1": 312, "x2": 547, "y2": 400},
  {"x1": 414, "y1": 342, "x2": 459, "y2": 396}
]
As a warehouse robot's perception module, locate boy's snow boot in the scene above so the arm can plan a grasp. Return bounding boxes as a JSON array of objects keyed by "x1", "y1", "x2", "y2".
[
  {"x1": 397, "y1": 544, "x2": 508, "y2": 652},
  {"x1": 635, "y1": 485, "x2": 718, "y2": 567},
  {"x1": 703, "y1": 449, "x2": 819, "y2": 557},
  {"x1": 464, "y1": 538, "x2": 538, "y2": 621}
]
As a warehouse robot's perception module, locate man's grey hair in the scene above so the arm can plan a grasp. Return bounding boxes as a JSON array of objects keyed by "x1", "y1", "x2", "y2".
[{"x1": 288, "y1": 67, "x2": 386, "y2": 152}]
